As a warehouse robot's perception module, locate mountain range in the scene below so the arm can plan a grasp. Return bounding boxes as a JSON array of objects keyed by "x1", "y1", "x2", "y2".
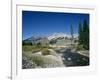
[{"x1": 23, "y1": 32, "x2": 78, "y2": 41}]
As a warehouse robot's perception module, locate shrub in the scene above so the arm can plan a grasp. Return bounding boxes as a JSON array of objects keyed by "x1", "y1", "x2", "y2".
[
  {"x1": 41, "y1": 48, "x2": 50, "y2": 55},
  {"x1": 22, "y1": 46, "x2": 33, "y2": 51},
  {"x1": 22, "y1": 41, "x2": 32, "y2": 46},
  {"x1": 36, "y1": 42, "x2": 41, "y2": 47},
  {"x1": 76, "y1": 45, "x2": 84, "y2": 51}
]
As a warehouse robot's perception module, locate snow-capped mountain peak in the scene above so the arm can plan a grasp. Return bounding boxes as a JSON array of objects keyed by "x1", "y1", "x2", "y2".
[{"x1": 47, "y1": 32, "x2": 70, "y2": 40}]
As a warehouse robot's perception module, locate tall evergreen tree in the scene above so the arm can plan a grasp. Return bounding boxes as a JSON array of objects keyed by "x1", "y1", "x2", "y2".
[
  {"x1": 78, "y1": 22, "x2": 83, "y2": 45},
  {"x1": 70, "y1": 25, "x2": 74, "y2": 45},
  {"x1": 78, "y1": 20, "x2": 89, "y2": 50},
  {"x1": 83, "y1": 20, "x2": 89, "y2": 50}
]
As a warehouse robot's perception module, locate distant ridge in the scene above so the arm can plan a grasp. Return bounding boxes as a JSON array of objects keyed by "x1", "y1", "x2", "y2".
[{"x1": 23, "y1": 32, "x2": 78, "y2": 41}]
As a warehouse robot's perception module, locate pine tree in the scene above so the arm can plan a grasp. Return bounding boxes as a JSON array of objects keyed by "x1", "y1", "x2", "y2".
[
  {"x1": 83, "y1": 20, "x2": 89, "y2": 50},
  {"x1": 78, "y1": 22, "x2": 83, "y2": 45},
  {"x1": 78, "y1": 20, "x2": 89, "y2": 50},
  {"x1": 70, "y1": 25, "x2": 74, "y2": 45}
]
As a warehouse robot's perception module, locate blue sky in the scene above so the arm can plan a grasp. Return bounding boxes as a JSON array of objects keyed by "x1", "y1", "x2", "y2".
[{"x1": 22, "y1": 11, "x2": 89, "y2": 40}]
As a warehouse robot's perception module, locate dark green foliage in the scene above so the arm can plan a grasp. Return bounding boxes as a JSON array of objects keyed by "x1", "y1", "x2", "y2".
[
  {"x1": 82, "y1": 20, "x2": 89, "y2": 50},
  {"x1": 49, "y1": 39, "x2": 56, "y2": 44},
  {"x1": 36, "y1": 42, "x2": 41, "y2": 47},
  {"x1": 78, "y1": 22, "x2": 84, "y2": 45},
  {"x1": 78, "y1": 20, "x2": 89, "y2": 50},
  {"x1": 74, "y1": 40, "x2": 78, "y2": 43},
  {"x1": 70, "y1": 25, "x2": 74, "y2": 45},
  {"x1": 22, "y1": 41, "x2": 32, "y2": 46}
]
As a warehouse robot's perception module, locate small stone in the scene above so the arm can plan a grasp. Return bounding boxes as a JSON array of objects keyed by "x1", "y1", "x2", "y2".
[
  {"x1": 62, "y1": 58, "x2": 65, "y2": 60},
  {"x1": 67, "y1": 57, "x2": 71, "y2": 61}
]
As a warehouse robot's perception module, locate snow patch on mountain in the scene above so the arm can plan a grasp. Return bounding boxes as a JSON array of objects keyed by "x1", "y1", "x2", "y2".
[{"x1": 47, "y1": 33, "x2": 71, "y2": 40}]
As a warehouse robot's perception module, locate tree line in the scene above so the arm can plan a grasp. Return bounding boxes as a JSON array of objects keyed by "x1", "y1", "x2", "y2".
[
  {"x1": 78, "y1": 20, "x2": 89, "y2": 50},
  {"x1": 70, "y1": 20, "x2": 89, "y2": 50}
]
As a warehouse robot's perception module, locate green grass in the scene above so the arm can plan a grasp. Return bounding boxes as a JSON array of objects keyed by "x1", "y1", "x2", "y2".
[
  {"x1": 22, "y1": 46, "x2": 35, "y2": 51},
  {"x1": 22, "y1": 45, "x2": 41, "y2": 53},
  {"x1": 22, "y1": 45, "x2": 52, "y2": 53},
  {"x1": 31, "y1": 55, "x2": 44, "y2": 66},
  {"x1": 22, "y1": 52, "x2": 44, "y2": 67},
  {"x1": 22, "y1": 44, "x2": 61, "y2": 67}
]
